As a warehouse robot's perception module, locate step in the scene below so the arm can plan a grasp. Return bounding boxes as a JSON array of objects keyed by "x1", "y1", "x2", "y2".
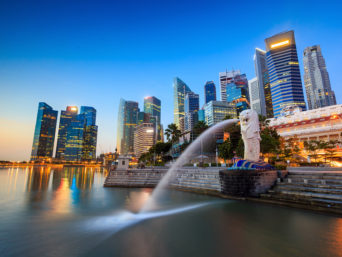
[
  {"x1": 261, "y1": 192, "x2": 342, "y2": 209},
  {"x1": 270, "y1": 189, "x2": 342, "y2": 201},
  {"x1": 284, "y1": 178, "x2": 342, "y2": 185},
  {"x1": 274, "y1": 185, "x2": 342, "y2": 195},
  {"x1": 277, "y1": 182, "x2": 342, "y2": 190}
]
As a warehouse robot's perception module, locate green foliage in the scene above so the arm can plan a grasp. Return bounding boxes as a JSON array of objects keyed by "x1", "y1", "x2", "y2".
[
  {"x1": 193, "y1": 121, "x2": 208, "y2": 137},
  {"x1": 165, "y1": 123, "x2": 181, "y2": 143},
  {"x1": 260, "y1": 126, "x2": 281, "y2": 155}
]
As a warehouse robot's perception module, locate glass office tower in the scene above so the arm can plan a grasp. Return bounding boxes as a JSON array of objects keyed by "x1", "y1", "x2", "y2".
[
  {"x1": 184, "y1": 92, "x2": 200, "y2": 132},
  {"x1": 55, "y1": 106, "x2": 78, "y2": 159},
  {"x1": 64, "y1": 114, "x2": 86, "y2": 162},
  {"x1": 303, "y1": 45, "x2": 336, "y2": 110},
  {"x1": 219, "y1": 70, "x2": 241, "y2": 101},
  {"x1": 265, "y1": 30, "x2": 306, "y2": 117},
  {"x1": 173, "y1": 77, "x2": 192, "y2": 128},
  {"x1": 254, "y1": 48, "x2": 273, "y2": 117},
  {"x1": 63, "y1": 106, "x2": 98, "y2": 162},
  {"x1": 116, "y1": 99, "x2": 139, "y2": 155},
  {"x1": 80, "y1": 106, "x2": 98, "y2": 161},
  {"x1": 30, "y1": 102, "x2": 58, "y2": 161},
  {"x1": 144, "y1": 96, "x2": 162, "y2": 141},
  {"x1": 226, "y1": 73, "x2": 250, "y2": 114},
  {"x1": 204, "y1": 81, "x2": 216, "y2": 104}
]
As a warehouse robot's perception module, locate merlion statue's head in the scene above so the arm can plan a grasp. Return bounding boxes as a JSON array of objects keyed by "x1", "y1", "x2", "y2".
[{"x1": 239, "y1": 109, "x2": 260, "y2": 139}]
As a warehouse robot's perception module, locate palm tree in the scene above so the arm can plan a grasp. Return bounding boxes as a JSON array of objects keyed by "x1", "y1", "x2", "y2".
[{"x1": 165, "y1": 123, "x2": 181, "y2": 143}]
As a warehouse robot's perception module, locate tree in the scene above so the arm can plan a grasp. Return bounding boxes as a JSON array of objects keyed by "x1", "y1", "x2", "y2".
[
  {"x1": 304, "y1": 140, "x2": 320, "y2": 162},
  {"x1": 193, "y1": 121, "x2": 208, "y2": 137},
  {"x1": 322, "y1": 140, "x2": 340, "y2": 164},
  {"x1": 218, "y1": 139, "x2": 233, "y2": 164},
  {"x1": 165, "y1": 123, "x2": 181, "y2": 143},
  {"x1": 260, "y1": 126, "x2": 281, "y2": 156}
]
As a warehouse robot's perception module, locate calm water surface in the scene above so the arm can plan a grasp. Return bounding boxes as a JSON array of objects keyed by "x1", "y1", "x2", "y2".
[{"x1": 0, "y1": 167, "x2": 342, "y2": 257}]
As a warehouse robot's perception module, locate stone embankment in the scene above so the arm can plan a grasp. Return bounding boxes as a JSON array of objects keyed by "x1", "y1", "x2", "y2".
[
  {"x1": 104, "y1": 167, "x2": 221, "y2": 194},
  {"x1": 261, "y1": 168, "x2": 342, "y2": 214},
  {"x1": 104, "y1": 166, "x2": 342, "y2": 215}
]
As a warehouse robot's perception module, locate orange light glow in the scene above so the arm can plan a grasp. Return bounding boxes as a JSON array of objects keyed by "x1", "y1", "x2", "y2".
[{"x1": 271, "y1": 40, "x2": 290, "y2": 49}]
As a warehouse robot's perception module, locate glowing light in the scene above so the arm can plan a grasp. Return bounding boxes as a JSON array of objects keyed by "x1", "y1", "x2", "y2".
[
  {"x1": 146, "y1": 129, "x2": 154, "y2": 133},
  {"x1": 70, "y1": 107, "x2": 77, "y2": 111},
  {"x1": 271, "y1": 40, "x2": 290, "y2": 49}
]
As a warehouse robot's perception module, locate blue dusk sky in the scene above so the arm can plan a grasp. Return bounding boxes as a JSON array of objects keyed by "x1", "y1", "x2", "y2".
[{"x1": 1, "y1": 0, "x2": 342, "y2": 161}]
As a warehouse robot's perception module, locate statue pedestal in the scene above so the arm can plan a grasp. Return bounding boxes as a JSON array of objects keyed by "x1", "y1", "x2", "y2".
[{"x1": 219, "y1": 169, "x2": 278, "y2": 197}]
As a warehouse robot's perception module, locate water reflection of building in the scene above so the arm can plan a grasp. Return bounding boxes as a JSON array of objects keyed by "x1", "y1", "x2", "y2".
[{"x1": 26, "y1": 167, "x2": 52, "y2": 192}]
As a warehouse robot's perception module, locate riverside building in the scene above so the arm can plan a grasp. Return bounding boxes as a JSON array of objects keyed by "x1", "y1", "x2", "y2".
[
  {"x1": 30, "y1": 102, "x2": 58, "y2": 161},
  {"x1": 55, "y1": 106, "x2": 78, "y2": 159},
  {"x1": 265, "y1": 30, "x2": 306, "y2": 117},
  {"x1": 269, "y1": 104, "x2": 342, "y2": 143},
  {"x1": 303, "y1": 45, "x2": 336, "y2": 110},
  {"x1": 64, "y1": 106, "x2": 98, "y2": 162}
]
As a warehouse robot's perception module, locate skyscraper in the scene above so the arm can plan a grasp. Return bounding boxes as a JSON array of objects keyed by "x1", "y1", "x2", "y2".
[
  {"x1": 254, "y1": 48, "x2": 273, "y2": 117},
  {"x1": 204, "y1": 81, "x2": 216, "y2": 104},
  {"x1": 144, "y1": 96, "x2": 161, "y2": 122},
  {"x1": 303, "y1": 45, "x2": 336, "y2": 110},
  {"x1": 184, "y1": 92, "x2": 199, "y2": 132},
  {"x1": 173, "y1": 77, "x2": 192, "y2": 128},
  {"x1": 265, "y1": 30, "x2": 306, "y2": 117},
  {"x1": 248, "y1": 77, "x2": 262, "y2": 114},
  {"x1": 64, "y1": 106, "x2": 98, "y2": 161},
  {"x1": 55, "y1": 106, "x2": 78, "y2": 159},
  {"x1": 80, "y1": 106, "x2": 98, "y2": 161},
  {"x1": 144, "y1": 96, "x2": 162, "y2": 141},
  {"x1": 64, "y1": 113, "x2": 86, "y2": 162},
  {"x1": 219, "y1": 70, "x2": 241, "y2": 101},
  {"x1": 226, "y1": 73, "x2": 250, "y2": 114},
  {"x1": 30, "y1": 102, "x2": 58, "y2": 161},
  {"x1": 134, "y1": 123, "x2": 156, "y2": 158},
  {"x1": 117, "y1": 99, "x2": 139, "y2": 155}
]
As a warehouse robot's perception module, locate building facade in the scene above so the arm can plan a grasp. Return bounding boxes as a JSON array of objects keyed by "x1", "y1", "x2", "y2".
[
  {"x1": 204, "y1": 81, "x2": 216, "y2": 104},
  {"x1": 303, "y1": 45, "x2": 336, "y2": 110},
  {"x1": 184, "y1": 92, "x2": 200, "y2": 132},
  {"x1": 173, "y1": 77, "x2": 192, "y2": 128},
  {"x1": 203, "y1": 101, "x2": 237, "y2": 126},
  {"x1": 269, "y1": 104, "x2": 342, "y2": 143},
  {"x1": 134, "y1": 123, "x2": 156, "y2": 158},
  {"x1": 64, "y1": 106, "x2": 98, "y2": 162},
  {"x1": 265, "y1": 30, "x2": 306, "y2": 117},
  {"x1": 254, "y1": 48, "x2": 273, "y2": 117},
  {"x1": 219, "y1": 70, "x2": 240, "y2": 101},
  {"x1": 55, "y1": 106, "x2": 78, "y2": 159},
  {"x1": 226, "y1": 73, "x2": 250, "y2": 114},
  {"x1": 30, "y1": 102, "x2": 58, "y2": 161},
  {"x1": 144, "y1": 96, "x2": 162, "y2": 141},
  {"x1": 248, "y1": 77, "x2": 262, "y2": 115},
  {"x1": 117, "y1": 99, "x2": 139, "y2": 155},
  {"x1": 80, "y1": 106, "x2": 98, "y2": 161}
]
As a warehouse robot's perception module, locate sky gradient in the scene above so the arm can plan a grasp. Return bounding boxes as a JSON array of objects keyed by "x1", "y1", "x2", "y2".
[{"x1": 1, "y1": 0, "x2": 342, "y2": 161}]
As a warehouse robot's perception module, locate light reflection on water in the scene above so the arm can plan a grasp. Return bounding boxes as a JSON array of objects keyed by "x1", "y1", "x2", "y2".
[{"x1": 1, "y1": 167, "x2": 342, "y2": 257}]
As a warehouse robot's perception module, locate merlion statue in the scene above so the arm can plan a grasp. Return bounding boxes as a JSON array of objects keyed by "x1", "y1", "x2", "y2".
[{"x1": 240, "y1": 109, "x2": 260, "y2": 162}]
